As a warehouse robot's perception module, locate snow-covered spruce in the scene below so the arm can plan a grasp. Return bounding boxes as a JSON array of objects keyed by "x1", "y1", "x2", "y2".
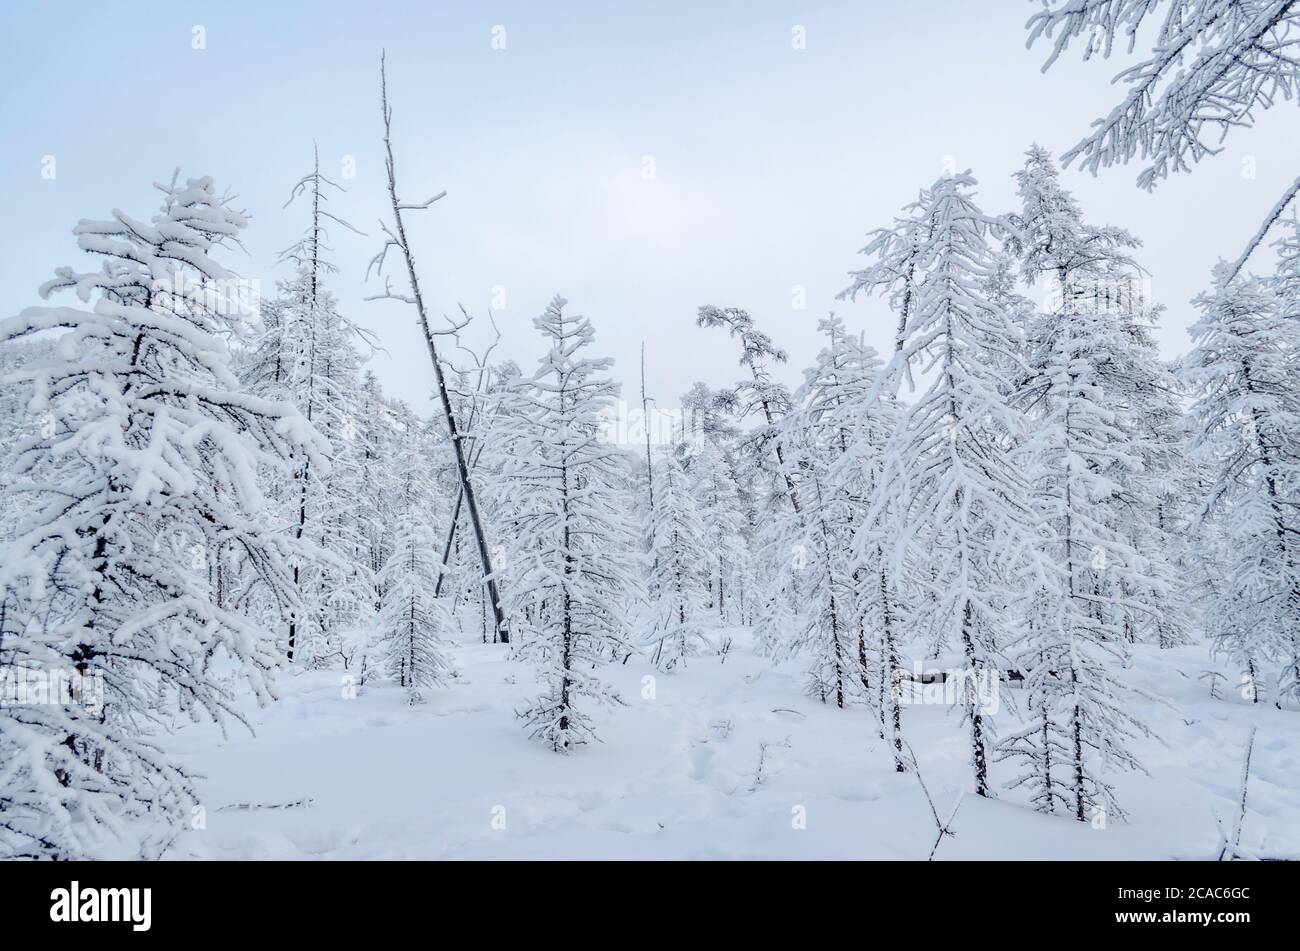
[
  {"x1": 696, "y1": 305, "x2": 801, "y2": 517},
  {"x1": 865, "y1": 172, "x2": 1041, "y2": 798},
  {"x1": 379, "y1": 427, "x2": 453, "y2": 702},
  {"x1": 694, "y1": 307, "x2": 808, "y2": 660},
  {"x1": 642, "y1": 446, "x2": 714, "y2": 670},
  {"x1": 773, "y1": 316, "x2": 886, "y2": 709},
  {"x1": 247, "y1": 269, "x2": 376, "y2": 667},
  {"x1": 994, "y1": 146, "x2": 1185, "y2": 820},
  {"x1": 0, "y1": 174, "x2": 328, "y2": 859},
  {"x1": 1001, "y1": 301, "x2": 1164, "y2": 822},
  {"x1": 1182, "y1": 265, "x2": 1300, "y2": 708},
  {"x1": 501, "y1": 296, "x2": 640, "y2": 752},
  {"x1": 683, "y1": 435, "x2": 750, "y2": 625},
  {"x1": 241, "y1": 155, "x2": 376, "y2": 668},
  {"x1": 1008, "y1": 145, "x2": 1189, "y2": 651}
]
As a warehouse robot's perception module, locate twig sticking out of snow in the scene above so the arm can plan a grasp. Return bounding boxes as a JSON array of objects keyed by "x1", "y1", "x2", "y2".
[
  {"x1": 1199, "y1": 670, "x2": 1226, "y2": 700},
  {"x1": 719, "y1": 636, "x2": 734, "y2": 664},
  {"x1": 848, "y1": 675, "x2": 959, "y2": 858},
  {"x1": 1215, "y1": 726, "x2": 1256, "y2": 861},
  {"x1": 217, "y1": 798, "x2": 316, "y2": 813},
  {"x1": 749, "y1": 737, "x2": 791, "y2": 792},
  {"x1": 928, "y1": 793, "x2": 964, "y2": 862}
]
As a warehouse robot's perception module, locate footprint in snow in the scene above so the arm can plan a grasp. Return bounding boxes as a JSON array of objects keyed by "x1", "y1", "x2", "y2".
[{"x1": 689, "y1": 743, "x2": 715, "y2": 782}]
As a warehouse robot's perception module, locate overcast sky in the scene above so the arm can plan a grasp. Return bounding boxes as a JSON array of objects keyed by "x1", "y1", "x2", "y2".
[{"x1": 2, "y1": 1, "x2": 1295, "y2": 412}]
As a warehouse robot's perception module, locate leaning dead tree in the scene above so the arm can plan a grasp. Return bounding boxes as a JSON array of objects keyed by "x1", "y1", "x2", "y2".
[
  {"x1": 367, "y1": 52, "x2": 508, "y2": 643},
  {"x1": 434, "y1": 309, "x2": 502, "y2": 606}
]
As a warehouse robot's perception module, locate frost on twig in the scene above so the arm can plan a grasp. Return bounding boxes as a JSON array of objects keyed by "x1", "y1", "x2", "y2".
[
  {"x1": 1214, "y1": 726, "x2": 1256, "y2": 861},
  {"x1": 749, "y1": 736, "x2": 791, "y2": 792}
]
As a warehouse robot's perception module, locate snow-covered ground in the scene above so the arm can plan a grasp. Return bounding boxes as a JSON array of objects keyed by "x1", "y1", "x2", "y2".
[{"x1": 160, "y1": 631, "x2": 1300, "y2": 860}]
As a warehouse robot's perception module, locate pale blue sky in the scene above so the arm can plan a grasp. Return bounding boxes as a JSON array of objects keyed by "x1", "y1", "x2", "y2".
[{"x1": 2, "y1": 1, "x2": 1295, "y2": 410}]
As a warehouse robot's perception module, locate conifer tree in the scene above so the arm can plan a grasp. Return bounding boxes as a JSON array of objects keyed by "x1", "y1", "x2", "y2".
[
  {"x1": 0, "y1": 174, "x2": 327, "y2": 858},
  {"x1": 502, "y1": 296, "x2": 639, "y2": 751},
  {"x1": 1182, "y1": 267, "x2": 1300, "y2": 707},
  {"x1": 643, "y1": 447, "x2": 713, "y2": 670},
  {"x1": 380, "y1": 426, "x2": 453, "y2": 702},
  {"x1": 868, "y1": 173, "x2": 1039, "y2": 797}
]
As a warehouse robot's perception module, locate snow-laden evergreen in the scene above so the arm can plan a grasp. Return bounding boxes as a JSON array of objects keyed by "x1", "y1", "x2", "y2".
[
  {"x1": 1009, "y1": 145, "x2": 1189, "y2": 651},
  {"x1": 379, "y1": 425, "x2": 453, "y2": 702},
  {"x1": 1182, "y1": 266, "x2": 1300, "y2": 707},
  {"x1": 242, "y1": 158, "x2": 377, "y2": 667},
  {"x1": 642, "y1": 446, "x2": 713, "y2": 670},
  {"x1": 994, "y1": 148, "x2": 1182, "y2": 819},
  {"x1": 684, "y1": 436, "x2": 750, "y2": 625},
  {"x1": 0, "y1": 174, "x2": 328, "y2": 858},
  {"x1": 773, "y1": 316, "x2": 887, "y2": 709},
  {"x1": 500, "y1": 296, "x2": 640, "y2": 752},
  {"x1": 999, "y1": 302, "x2": 1161, "y2": 821},
  {"x1": 865, "y1": 173, "x2": 1041, "y2": 797}
]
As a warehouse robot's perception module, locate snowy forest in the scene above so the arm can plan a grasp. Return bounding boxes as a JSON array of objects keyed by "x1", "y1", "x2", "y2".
[{"x1": 2, "y1": 1, "x2": 1300, "y2": 862}]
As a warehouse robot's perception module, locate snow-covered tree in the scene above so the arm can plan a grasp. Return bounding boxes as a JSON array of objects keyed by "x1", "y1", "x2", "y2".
[
  {"x1": 259, "y1": 271, "x2": 375, "y2": 666},
  {"x1": 839, "y1": 181, "x2": 935, "y2": 367},
  {"x1": 867, "y1": 172, "x2": 1040, "y2": 797},
  {"x1": 642, "y1": 447, "x2": 713, "y2": 670},
  {"x1": 809, "y1": 320, "x2": 907, "y2": 749},
  {"x1": 696, "y1": 305, "x2": 801, "y2": 515},
  {"x1": 1009, "y1": 145, "x2": 1189, "y2": 649},
  {"x1": 379, "y1": 430, "x2": 453, "y2": 702},
  {"x1": 685, "y1": 436, "x2": 750, "y2": 624},
  {"x1": 787, "y1": 474, "x2": 858, "y2": 708},
  {"x1": 355, "y1": 371, "x2": 400, "y2": 606},
  {"x1": 695, "y1": 306, "x2": 809, "y2": 661},
  {"x1": 242, "y1": 152, "x2": 376, "y2": 667},
  {"x1": 502, "y1": 296, "x2": 639, "y2": 752},
  {"x1": 1003, "y1": 299, "x2": 1165, "y2": 821},
  {"x1": 0, "y1": 174, "x2": 327, "y2": 859},
  {"x1": 775, "y1": 316, "x2": 889, "y2": 708},
  {"x1": 995, "y1": 147, "x2": 1192, "y2": 819},
  {"x1": 1182, "y1": 266, "x2": 1300, "y2": 706},
  {"x1": 1025, "y1": 0, "x2": 1300, "y2": 278},
  {"x1": 369, "y1": 56, "x2": 507, "y2": 642}
]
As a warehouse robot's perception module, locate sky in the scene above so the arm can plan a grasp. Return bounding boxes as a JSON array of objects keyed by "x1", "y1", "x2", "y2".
[{"x1": 1, "y1": 0, "x2": 1295, "y2": 414}]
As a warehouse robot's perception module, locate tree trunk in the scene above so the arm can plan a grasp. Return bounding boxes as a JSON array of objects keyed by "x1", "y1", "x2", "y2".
[{"x1": 379, "y1": 56, "x2": 507, "y2": 642}]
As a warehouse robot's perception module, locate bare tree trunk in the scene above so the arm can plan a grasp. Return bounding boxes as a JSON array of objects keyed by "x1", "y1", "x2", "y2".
[
  {"x1": 1218, "y1": 726, "x2": 1257, "y2": 860},
  {"x1": 880, "y1": 557, "x2": 904, "y2": 772},
  {"x1": 961, "y1": 601, "x2": 988, "y2": 797},
  {"x1": 375, "y1": 54, "x2": 507, "y2": 642}
]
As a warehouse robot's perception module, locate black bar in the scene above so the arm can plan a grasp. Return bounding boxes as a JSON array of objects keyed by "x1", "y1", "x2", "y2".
[{"x1": 0, "y1": 859, "x2": 1284, "y2": 938}]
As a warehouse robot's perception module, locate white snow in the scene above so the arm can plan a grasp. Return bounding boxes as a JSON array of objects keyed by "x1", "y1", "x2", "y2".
[{"x1": 158, "y1": 629, "x2": 1300, "y2": 860}]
